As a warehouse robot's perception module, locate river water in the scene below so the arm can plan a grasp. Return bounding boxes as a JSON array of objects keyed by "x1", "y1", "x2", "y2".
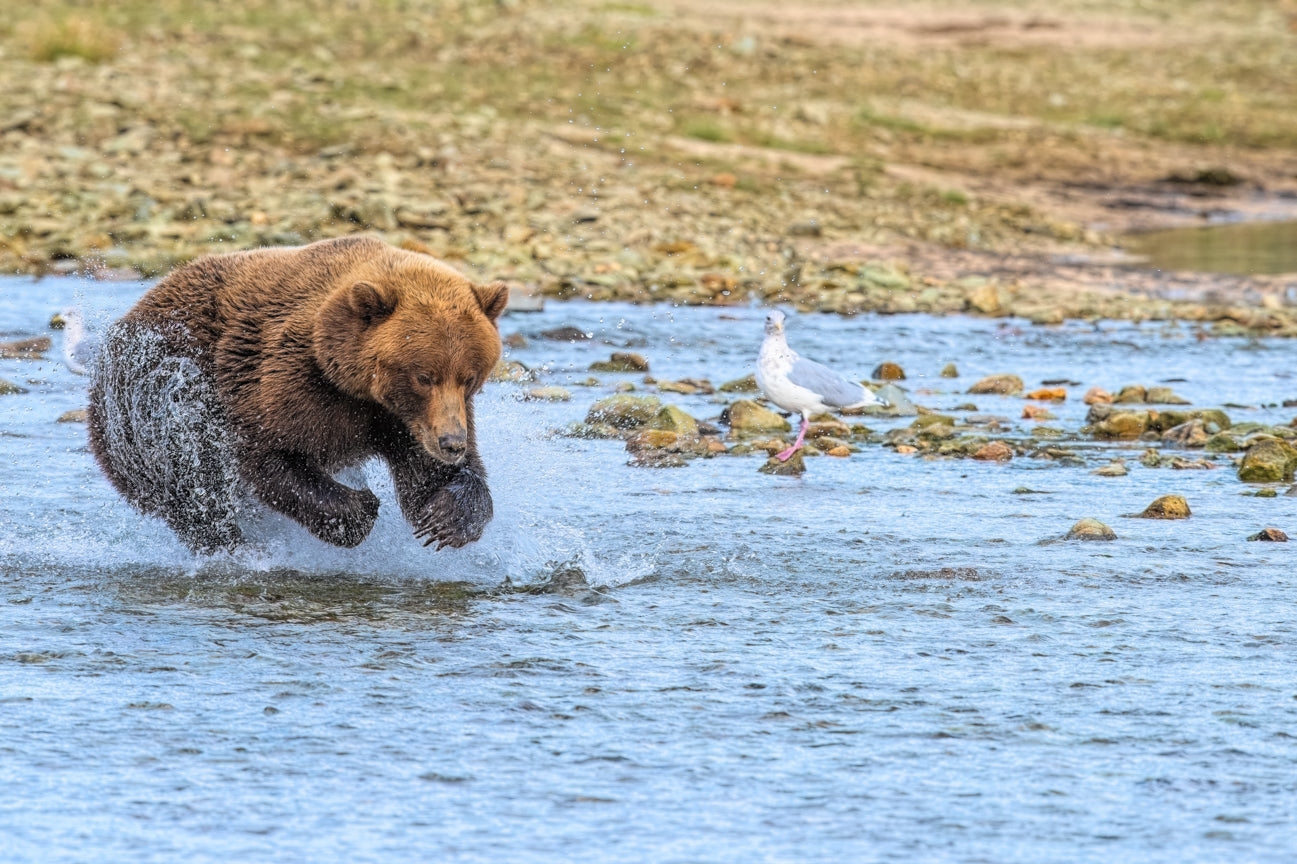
[{"x1": 2, "y1": 275, "x2": 1295, "y2": 863}]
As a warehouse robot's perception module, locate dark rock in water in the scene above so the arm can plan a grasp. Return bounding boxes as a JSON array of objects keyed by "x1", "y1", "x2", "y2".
[
  {"x1": 525, "y1": 562, "x2": 616, "y2": 604},
  {"x1": 0, "y1": 377, "x2": 28, "y2": 395},
  {"x1": 1162, "y1": 419, "x2": 1208, "y2": 449},
  {"x1": 1286, "y1": 484, "x2": 1297, "y2": 497},
  {"x1": 1238, "y1": 438, "x2": 1297, "y2": 483},
  {"x1": 502, "y1": 332, "x2": 529, "y2": 349},
  {"x1": 1247, "y1": 527, "x2": 1289, "y2": 542},
  {"x1": 1065, "y1": 518, "x2": 1116, "y2": 541},
  {"x1": 590, "y1": 351, "x2": 649, "y2": 372},
  {"x1": 1013, "y1": 487, "x2": 1051, "y2": 495},
  {"x1": 871, "y1": 361, "x2": 906, "y2": 381},
  {"x1": 539, "y1": 325, "x2": 590, "y2": 342},
  {"x1": 1131, "y1": 494, "x2": 1191, "y2": 519},
  {"x1": 759, "y1": 451, "x2": 806, "y2": 476}
]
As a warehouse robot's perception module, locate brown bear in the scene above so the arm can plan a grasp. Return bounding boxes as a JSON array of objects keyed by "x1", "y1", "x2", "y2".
[{"x1": 87, "y1": 235, "x2": 507, "y2": 554}]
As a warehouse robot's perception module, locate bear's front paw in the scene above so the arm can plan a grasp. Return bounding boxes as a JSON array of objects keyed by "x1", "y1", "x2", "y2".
[
  {"x1": 412, "y1": 478, "x2": 492, "y2": 550},
  {"x1": 312, "y1": 487, "x2": 380, "y2": 548}
]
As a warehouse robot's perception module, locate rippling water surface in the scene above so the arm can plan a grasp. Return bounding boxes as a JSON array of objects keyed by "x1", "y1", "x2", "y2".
[{"x1": 2, "y1": 276, "x2": 1296, "y2": 863}]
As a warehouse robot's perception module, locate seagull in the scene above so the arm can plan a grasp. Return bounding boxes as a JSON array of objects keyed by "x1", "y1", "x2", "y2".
[
  {"x1": 756, "y1": 309, "x2": 885, "y2": 462},
  {"x1": 60, "y1": 307, "x2": 100, "y2": 375}
]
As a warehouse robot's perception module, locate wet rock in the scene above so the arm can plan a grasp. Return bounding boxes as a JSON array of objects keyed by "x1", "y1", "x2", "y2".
[
  {"x1": 1247, "y1": 527, "x2": 1288, "y2": 542},
  {"x1": 502, "y1": 332, "x2": 529, "y2": 349},
  {"x1": 589, "y1": 351, "x2": 649, "y2": 373},
  {"x1": 912, "y1": 414, "x2": 956, "y2": 429},
  {"x1": 56, "y1": 409, "x2": 88, "y2": 423},
  {"x1": 561, "y1": 421, "x2": 622, "y2": 440},
  {"x1": 1162, "y1": 419, "x2": 1208, "y2": 449},
  {"x1": 825, "y1": 445, "x2": 852, "y2": 457},
  {"x1": 940, "y1": 363, "x2": 959, "y2": 378},
  {"x1": 491, "y1": 359, "x2": 536, "y2": 382},
  {"x1": 521, "y1": 386, "x2": 571, "y2": 402},
  {"x1": 539, "y1": 325, "x2": 590, "y2": 342},
  {"x1": 613, "y1": 381, "x2": 637, "y2": 393},
  {"x1": 1065, "y1": 518, "x2": 1116, "y2": 541},
  {"x1": 871, "y1": 362, "x2": 905, "y2": 381},
  {"x1": 1114, "y1": 385, "x2": 1146, "y2": 404},
  {"x1": 1287, "y1": 484, "x2": 1297, "y2": 497},
  {"x1": 719, "y1": 373, "x2": 759, "y2": 393},
  {"x1": 1204, "y1": 432, "x2": 1241, "y2": 452},
  {"x1": 972, "y1": 441, "x2": 1013, "y2": 462},
  {"x1": 1238, "y1": 438, "x2": 1297, "y2": 483},
  {"x1": 646, "y1": 405, "x2": 699, "y2": 436},
  {"x1": 1022, "y1": 405, "x2": 1056, "y2": 421},
  {"x1": 1092, "y1": 460, "x2": 1128, "y2": 477},
  {"x1": 585, "y1": 394, "x2": 662, "y2": 429},
  {"x1": 1145, "y1": 386, "x2": 1191, "y2": 405},
  {"x1": 0, "y1": 378, "x2": 28, "y2": 395},
  {"x1": 628, "y1": 450, "x2": 689, "y2": 468},
  {"x1": 1025, "y1": 388, "x2": 1066, "y2": 401},
  {"x1": 1133, "y1": 494, "x2": 1191, "y2": 519},
  {"x1": 806, "y1": 418, "x2": 852, "y2": 439},
  {"x1": 658, "y1": 378, "x2": 714, "y2": 395},
  {"x1": 571, "y1": 376, "x2": 601, "y2": 387},
  {"x1": 759, "y1": 451, "x2": 806, "y2": 475},
  {"x1": 1083, "y1": 386, "x2": 1113, "y2": 405},
  {"x1": 721, "y1": 399, "x2": 790, "y2": 435},
  {"x1": 625, "y1": 429, "x2": 682, "y2": 452},
  {"x1": 0, "y1": 336, "x2": 51, "y2": 359},
  {"x1": 967, "y1": 374, "x2": 1023, "y2": 396},
  {"x1": 1169, "y1": 457, "x2": 1216, "y2": 470},
  {"x1": 1140, "y1": 449, "x2": 1167, "y2": 468},
  {"x1": 1092, "y1": 411, "x2": 1149, "y2": 439}
]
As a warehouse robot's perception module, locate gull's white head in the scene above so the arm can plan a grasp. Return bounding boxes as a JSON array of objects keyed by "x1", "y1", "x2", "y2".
[{"x1": 764, "y1": 309, "x2": 786, "y2": 336}]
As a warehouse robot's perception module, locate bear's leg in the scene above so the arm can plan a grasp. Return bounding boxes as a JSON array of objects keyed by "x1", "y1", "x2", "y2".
[
  {"x1": 239, "y1": 449, "x2": 380, "y2": 548},
  {"x1": 382, "y1": 441, "x2": 493, "y2": 550},
  {"x1": 88, "y1": 324, "x2": 245, "y2": 554}
]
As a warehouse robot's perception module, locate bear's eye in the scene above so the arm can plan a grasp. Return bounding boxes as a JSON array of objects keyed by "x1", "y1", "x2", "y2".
[{"x1": 414, "y1": 372, "x2": 435, "y2": 388}]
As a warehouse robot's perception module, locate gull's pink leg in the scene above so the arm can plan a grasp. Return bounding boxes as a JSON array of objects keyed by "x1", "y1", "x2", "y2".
[{"x1": 776, "y1": 416, "x2": 809, "y2": 462}]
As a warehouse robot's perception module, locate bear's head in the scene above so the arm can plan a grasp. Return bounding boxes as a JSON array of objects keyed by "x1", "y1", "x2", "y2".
[{"x1": 315, "y1": 264, "x2": 508, "y2": 465}]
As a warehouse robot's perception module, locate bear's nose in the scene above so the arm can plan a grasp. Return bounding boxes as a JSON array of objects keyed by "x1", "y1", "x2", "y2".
[{"x1": 438, "y1": 433, "x2": 467, "y2": 456}]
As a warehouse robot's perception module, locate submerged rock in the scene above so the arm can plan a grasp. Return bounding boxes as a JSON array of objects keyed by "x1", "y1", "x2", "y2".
[
  {"x1": 940, "y1": 363, "x2": 959, "y2": 378},
  {"x1": 0, "y1": 336, "x2": 51, "y2": 359},
  {"x1": 538, "y1": 325, "x2": 590, "y2": 341},
  {"x1": 1083, "y1": 386, "x2": 1113, "y2": 405},
  {"x1": 1238, "y1": 438, "x2": 1297, "y2": 483},
  {"x1": 56, "y1": 409, "x2": 88, "y2": 423},
  {"x1": 521, "y1": 386, "x2": 571, "y2": 402},
  {"x1": 1145, "y1": 386, "x2": 1191, "y2": 405},
  {"x1": 1133, "y1": 494, "x2": 1191, "y2": 519},
  {"x1": 1091, "y1": 460, "x2": 1128, "y2": 477},
  {"x1": 1247, "y1": 527, "x2": 1288, "y2": 542},
  {"x1": 589, "y1": 351, "x2": 649, "y2": 373},
  {"x1": 967, "y1": 374, "x2": 1023, "y2": 396},
  {"x1": 0, "y1": 378, "x2": 28, "y2": 396},
  {"x1": 1065, "y1": 518, "x2": 1117, "y2": 541}
]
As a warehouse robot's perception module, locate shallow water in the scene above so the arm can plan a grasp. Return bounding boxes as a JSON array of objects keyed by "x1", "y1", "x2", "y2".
[
  {"x1": 1127, "y1": 218, "x2": 1297, "y2": 276},
  {"x1": 2, "y1": 276, "x2": 1296, "y2": 863}
]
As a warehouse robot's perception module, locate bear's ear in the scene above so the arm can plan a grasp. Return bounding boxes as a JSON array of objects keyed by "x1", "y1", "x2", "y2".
[
  {"x1": 473, "y1": 280, "x2": 509, "y2": 325},
  {"x1": 347, "y1": 280, "x2": 396, "y2": 324}
]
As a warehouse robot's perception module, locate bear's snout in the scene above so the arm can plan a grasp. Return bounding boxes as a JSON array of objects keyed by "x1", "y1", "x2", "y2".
[{"x1": 438, "y1": 431, "x2": 467, "y2": 457}]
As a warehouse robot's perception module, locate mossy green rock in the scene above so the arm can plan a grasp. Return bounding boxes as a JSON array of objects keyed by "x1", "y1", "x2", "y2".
[
  {"x1": 589, "y1": 351, "x2": 650, "y2": 373},
  {"x1": 722, "y1": 399, "x2": 791, "y2": 435},
  {"x1": 1205, "y1": 432, "x2": 1242, "y2": 452},
  {"x1": 759, "y1": 451, "x2": 806, "y2": 475},
  {"x1": 585, "y1": 395, "x2": 662, "y2": 429},
  {"x1": 1092, "y1": 412, "x2": 1149, "y2": 439},
  {"x1": 1238, "y1": 438, "x2": 1297, "y2": 483},
  {"x1": 646, "y1": 405, "x2": 699, "y2": 436},
  {"x1": 0, "y1": 378, "x2": 27, "y2": 395},
  {"x1": 719, "y1": 373, "x2": 759, "y2": 393}
]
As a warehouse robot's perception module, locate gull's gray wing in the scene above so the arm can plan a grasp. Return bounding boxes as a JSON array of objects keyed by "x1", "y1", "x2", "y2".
[{"x1": 787, "y1": 356, "x2": 867, "y2": 407}]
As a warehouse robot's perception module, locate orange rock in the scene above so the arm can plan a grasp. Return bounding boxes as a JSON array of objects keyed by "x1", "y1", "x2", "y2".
[
  {"x1": 1083, "y1": 386, "x2": 1112, "y2": 405},
  {"x1": 1022, "y1": 404, "x2": 1054, "y2": 420},
  {"x1": 973, "y1": 441, "x2": 1014, "y2": 462},
  {"x1": 826, "y1": 445, "x2": 851, "y2": 457},
  {"x1": 711, "y1": 172, "x2": 738, "y2": 188},
  {"x1": 896, "y1": 445, "x2": 918, "y2": 454},
  {"x1": 1025, "y1": 387, "x2": 1066, "y2": 401}
]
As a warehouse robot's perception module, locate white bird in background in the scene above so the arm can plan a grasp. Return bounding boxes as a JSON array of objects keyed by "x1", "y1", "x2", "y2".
[
  {"x1": 756, "y1": 309, "x2": 885, "y2": 462},
  {"x1": 60, "y1": 307, "x2": 100, "y2": 376}
]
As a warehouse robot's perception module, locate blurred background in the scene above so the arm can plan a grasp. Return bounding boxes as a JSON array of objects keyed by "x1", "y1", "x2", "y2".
[{"x1": 3, "y1": 0, "x2": 1296, "y2": 320}]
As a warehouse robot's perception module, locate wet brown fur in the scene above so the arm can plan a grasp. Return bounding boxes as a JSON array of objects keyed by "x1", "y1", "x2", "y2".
[{"x1": 87, "y1": 236, "x2": 507, "y2": 552}]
